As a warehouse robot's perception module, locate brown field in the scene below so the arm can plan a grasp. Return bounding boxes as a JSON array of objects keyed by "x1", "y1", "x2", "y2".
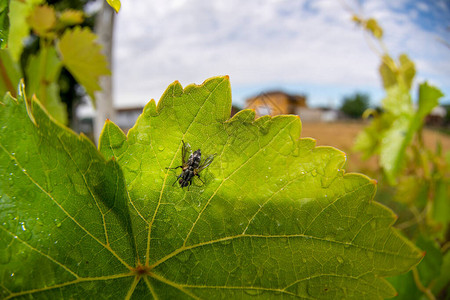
[{"x1": 299, "y1": 121, "x2": 450, "y2": 175}]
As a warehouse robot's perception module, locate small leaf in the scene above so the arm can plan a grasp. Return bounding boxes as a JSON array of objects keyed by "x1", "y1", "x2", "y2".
[
  {"x1": 57, "y1": 26, "x2": 110, "y2": 102},
  {"x1": 27, "y1": 5, "x2": 56, "y2": 37},
  {"x1": 59, "y1": 9, "x2": 84, "y2": 26},
  {"x1": 379, "y1": 55, "x2": 397, "y2": 89},
  {"x1": 365, "y1": 18, "x2": 383, "y2": 39},
  {"x1": 380, "y1": 116, "x2": 410, "y2": 184},
  {"x1": 417, "y1": 82, "x2": 444, "y2": 120},
  {"x1": 106, "y1": 0, "x2": 121, "y2": 13},
  {"x1": 398, "y1": 54, "x2": 415, "y2": 90}
]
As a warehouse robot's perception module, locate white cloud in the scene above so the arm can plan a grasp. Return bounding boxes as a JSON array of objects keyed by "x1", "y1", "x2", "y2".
[{"x1": 112, "y1": 0, "x2": 450, "y2": 108}]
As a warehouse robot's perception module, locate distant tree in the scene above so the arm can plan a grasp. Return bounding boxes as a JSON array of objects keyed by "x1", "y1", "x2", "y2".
[{"x1": 340, "y1": 92, "x2": 370, "y2": 118}]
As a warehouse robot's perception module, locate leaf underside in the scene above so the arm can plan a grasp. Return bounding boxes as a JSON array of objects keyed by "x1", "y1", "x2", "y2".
[{"x1": 1, "y1": 77, "x2": 422, "y2": 299}]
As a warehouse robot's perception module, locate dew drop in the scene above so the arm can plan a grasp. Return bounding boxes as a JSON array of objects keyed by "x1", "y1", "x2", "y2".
[
  {"x1": 311, "y1": 170, "x2": 317, "y2": 177},
  {"x1": 158, "y1": 145, "x2": 165, "y2": 151},
  {"x1": 2, "y1": 221, "x2": 9, "y2": 230},
  {"x1": 337, "y1": 256, "x2": 344, "y2": 264}
]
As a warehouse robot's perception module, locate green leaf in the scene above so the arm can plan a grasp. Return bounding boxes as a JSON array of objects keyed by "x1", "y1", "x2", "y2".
[
  {"x1": 27, "y1": 5, "x2": 56, "y2": 38},
  {"x1": 58, "y1": 9, "x2": 84, "y2": 26},
  {"x1": 379, "y1": 55, "x2": 397, "y2": 90},
  {"x1": 365, "y1": 18, "x2": 383, "y2": 39},
  {"x1": 398, "y1": 54, "x2": 415, "y2": 90},
  {"x1": 382, "y1": 85, "x2": 413, "y2": 116},
  {"x1": 1, "y1": 77, "x2": 423, "y2": 299},
  {"x1": 25, "y1": 46, "x2": 67, "y2": 124},
  {"x1": 417, "y1": 82, "x2": 444, "y2": 120},
  {"x1": 0, "y1": 83, "x2": 137, "y2": 299},
  {"x1": 386, "y1": 272, "x2": 421, "y2": 300},
  {"x1": 0, "y1": 0, "x2": 9, "y2": 49},
  {"x1": 0, "y1": 49, "x2": 22, "y2": 98},
  {"x1": 106, "y1": 0, "x2": 121, "y2": 13},
  {"x1": 379, "y1": 54, "x2": 415, "y2": 91},
  {"x1": 378, "y1": 86, "x2": 415, "y2": 184},
  {"x1": 100, "y1": 76, "x2": 422, "y2": 298},
  {"x1": 57, "y1": 26, "x2": 110, "y2": 102},
  {"x1": 8, "y1": 0, "x2": 44, "y2": 61}
]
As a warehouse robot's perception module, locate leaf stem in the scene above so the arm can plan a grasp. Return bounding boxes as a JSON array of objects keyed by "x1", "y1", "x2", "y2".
[{"x1": 412, "y1": 267, "x2": 436, "y2": 300}]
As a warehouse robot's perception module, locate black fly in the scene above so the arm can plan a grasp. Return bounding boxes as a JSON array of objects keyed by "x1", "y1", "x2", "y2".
[{"x1": 166, "y1": 141, "x2": 215, "y2": 189}]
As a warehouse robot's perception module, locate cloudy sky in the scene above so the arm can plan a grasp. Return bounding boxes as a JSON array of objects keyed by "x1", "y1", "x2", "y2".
[{"x1": 112, "y1": 0, "x2": 450, "y2": 109}]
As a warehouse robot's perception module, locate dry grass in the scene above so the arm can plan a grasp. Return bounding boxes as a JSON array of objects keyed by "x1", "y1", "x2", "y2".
[{"x1": 300, "y1": 121, "x2": 450, "y2": 174}]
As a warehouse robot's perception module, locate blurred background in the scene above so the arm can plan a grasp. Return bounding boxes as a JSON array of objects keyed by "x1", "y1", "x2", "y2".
[{"x1": 87, "y1": 0, "x2": 450, "y2": 160}]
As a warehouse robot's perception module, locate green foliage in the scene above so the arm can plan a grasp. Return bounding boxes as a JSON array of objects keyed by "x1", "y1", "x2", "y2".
[
  {"x1": 0, "y1": 2, "x2": 109, "y2": 124},
  {"x1": 0, "y1": 78, "x2": 422, "y2": 299},
  {"x1": 353, "y1": 15, "x2": 449, "y2": 300},
  {"x1": 340, "y1": 92, "x2": 370, "y2": 119}
]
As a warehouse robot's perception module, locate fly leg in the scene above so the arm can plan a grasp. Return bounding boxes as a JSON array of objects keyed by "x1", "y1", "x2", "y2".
[
  {"x1": 166, "y1": 166, "x2": 182, "y2": 170},
  {"x1": 196, "y1": 174, "x2": 205, "y2": 184},
  {"x1": 173, "y1": 174, "x2": 182, "y2": 186}
]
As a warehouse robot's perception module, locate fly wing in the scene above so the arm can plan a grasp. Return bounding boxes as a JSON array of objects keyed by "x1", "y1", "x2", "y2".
[
  {"x1": 196, "y1": 154, "x2": 215, "y2": 172},
  {"x1": 181, "y1": 140, "x2": 192, "y2": 166}
]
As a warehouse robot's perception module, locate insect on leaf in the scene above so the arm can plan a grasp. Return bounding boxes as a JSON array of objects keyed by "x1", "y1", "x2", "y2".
[{"x1": 1, "y1": 77, "x2": 422, "y2": 299}]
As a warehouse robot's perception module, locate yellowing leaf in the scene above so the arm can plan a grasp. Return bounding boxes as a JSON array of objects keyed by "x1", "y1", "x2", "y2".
[
  {"x1": 106, "y1": 0, "x2": 121, "y2": 13},
  {"x1": 365, "y1": 18, "x2": 383, "y2": 39},
  {"x1": 57, "y1": 26, "x2": 110, "y2": 102},
  {"x1": 27, "y1": 5, "x2": 56, "y2": 37},
  {"x1": 398, "y1": 54, "x2": 415, "y2": 90},
  {"x1": 59, "y1": 9, "x2": 84, "y2": 26}
]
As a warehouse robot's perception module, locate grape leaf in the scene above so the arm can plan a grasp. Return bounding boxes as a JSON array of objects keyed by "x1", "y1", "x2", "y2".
[
  {"x1": 1, "y1": 77, "x2": 422, "y2": 299},
  {"x1": 57, "y1": 26, "x2": 110, "y2": 102}
]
